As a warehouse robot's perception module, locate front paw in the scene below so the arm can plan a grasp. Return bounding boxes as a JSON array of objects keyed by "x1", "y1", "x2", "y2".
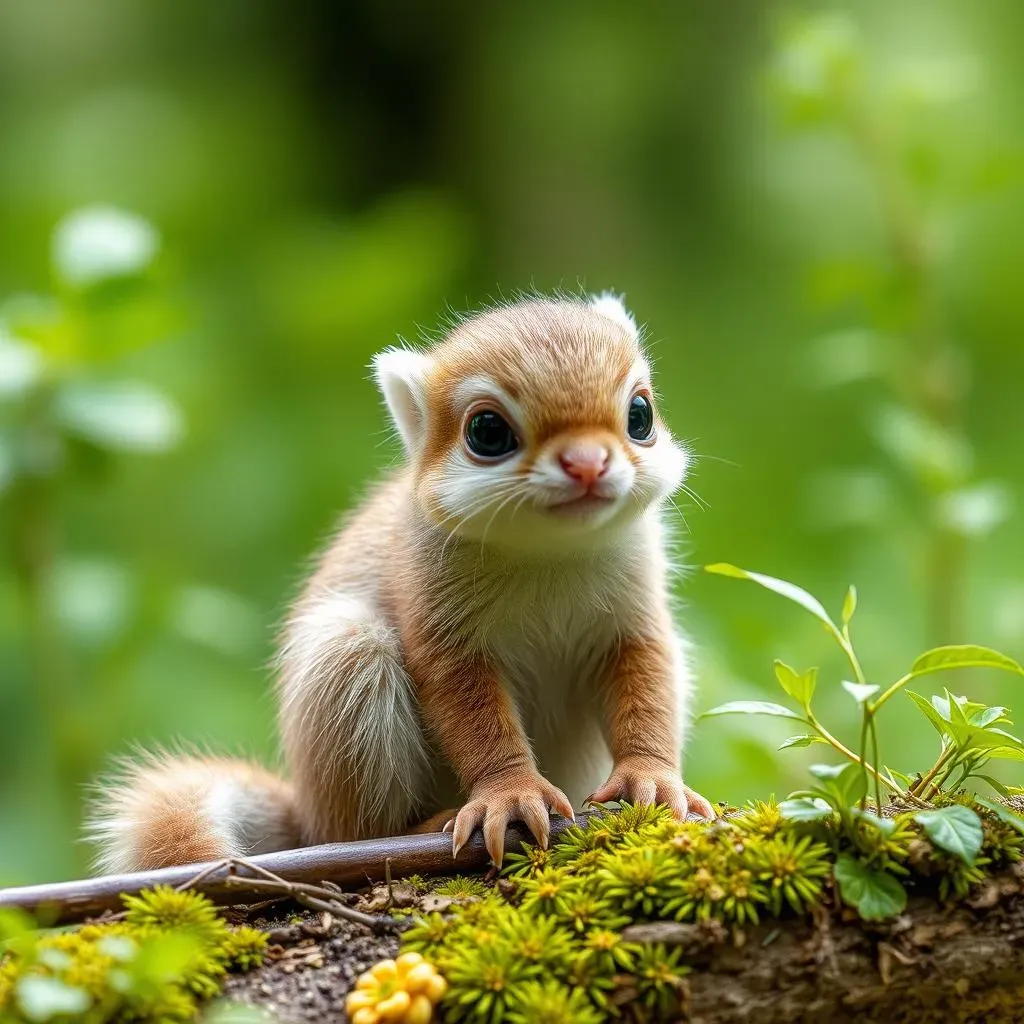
[
  {"x1": 449, "y1": 772, "x2": 575, "y2": 866},
  {"x1": 587, "y1": 756, "x2": 714, "y2": 820}
]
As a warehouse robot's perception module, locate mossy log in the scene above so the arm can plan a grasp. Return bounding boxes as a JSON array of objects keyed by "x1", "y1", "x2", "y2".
[
  {"x1": 2, "y1": 812, "x2": 1024, "y2": 1022},
  {"x1": 626, "y1": 867, "x2": 1024, "y2": 1023},
  {"x1": 219, "y1": 864, "x2": 1024, "y2": 1024}
]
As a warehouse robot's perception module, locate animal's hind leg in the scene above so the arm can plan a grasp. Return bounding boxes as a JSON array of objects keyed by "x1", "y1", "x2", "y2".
[{"x1": 277, "y1": 591, "x2": 433, "y2": 844}]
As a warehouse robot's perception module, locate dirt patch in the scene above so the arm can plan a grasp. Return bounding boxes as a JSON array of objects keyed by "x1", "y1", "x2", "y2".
[{"x1": 222, "y1": 909, "x2": 402, "y2": 1023}]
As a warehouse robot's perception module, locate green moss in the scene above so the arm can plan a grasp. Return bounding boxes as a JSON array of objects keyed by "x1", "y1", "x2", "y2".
[
  {"x1": 400, "y1": 797, "x2": 1023, "y2": 1023},
  {"x1": 433, "y1": 875, "x2": 494, "y2": 901},
  {"x1": 502, "y1": 844, "x2": 551, "y2": 879},
  {"x1": 505, "y1": 978, "x2": 604, "y2": 1024},
  {"x1": 0, "y1": 887, "x2": 266, "y2": 1023}
]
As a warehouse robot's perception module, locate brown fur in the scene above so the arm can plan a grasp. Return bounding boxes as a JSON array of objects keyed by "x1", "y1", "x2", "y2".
[{"x1": 87, "y1": 296, "x2": 711, "y2": 873}]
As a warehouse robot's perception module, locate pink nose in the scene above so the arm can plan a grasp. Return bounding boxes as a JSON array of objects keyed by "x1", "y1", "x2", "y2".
[{"x1": 558, "y1": 445, "x2": 610, "y2": 489}]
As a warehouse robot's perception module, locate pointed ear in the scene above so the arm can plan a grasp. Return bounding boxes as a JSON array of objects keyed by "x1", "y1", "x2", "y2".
[
  {"x1": 372, "y1": 347, "x2": 434, "y2": 455},
  {"x1": 589, "y1": 291, "x2": 637, "y2": 336}
]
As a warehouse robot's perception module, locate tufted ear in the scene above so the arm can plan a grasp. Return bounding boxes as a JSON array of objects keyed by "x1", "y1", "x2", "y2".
[
  {"x1": 372, "y1": 347, "x2": 434, "y2": 455},
  {"x1": 589, "y1": 291, "x2": 638, "y2": 336}
]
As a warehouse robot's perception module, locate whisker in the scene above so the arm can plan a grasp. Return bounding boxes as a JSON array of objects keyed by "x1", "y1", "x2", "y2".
[
  {"x1": 433, "y1": 481, "x2": 524, "y2": 566},
  {"x1": 667, "y1": 494, "x2": 691, "y2": 534},
  {"x1": 676, "y1": 482, "x2": 709, "y2": 511},
  {"x1": 510, "y1": 489, "x2": 535, "y2": 520},
  {"x1": 685, "y1": 447, "x2": 741, "y2": 470},
  {"x1": 478, "y1": 483, "x2": 530, "y2": 552}
]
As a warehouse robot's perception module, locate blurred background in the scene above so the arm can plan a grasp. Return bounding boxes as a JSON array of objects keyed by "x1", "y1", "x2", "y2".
[{"x1": 1, "y1": 0, "x2": 1022, "y2": 883}]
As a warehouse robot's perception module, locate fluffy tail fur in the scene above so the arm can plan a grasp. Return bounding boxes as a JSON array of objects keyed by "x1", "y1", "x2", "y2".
[{"x1": 86, "y1": 753, "x2": 301, "y2": 874}]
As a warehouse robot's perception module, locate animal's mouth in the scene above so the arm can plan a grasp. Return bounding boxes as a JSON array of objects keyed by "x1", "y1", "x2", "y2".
[{"x1": 544, "y1": 492, "x2": 618, "y2": 516}]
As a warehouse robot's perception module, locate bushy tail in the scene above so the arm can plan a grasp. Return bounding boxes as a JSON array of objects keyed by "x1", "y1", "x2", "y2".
[{"x1": 85, "y1": 753, "x2": 301, "y2": 875}]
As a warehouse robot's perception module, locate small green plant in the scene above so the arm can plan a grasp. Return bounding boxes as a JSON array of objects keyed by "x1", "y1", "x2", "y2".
[
  {"x1": 0, "y1": 886, "x2": 266, "y2": 1022},
  {"x1": 702, "y1": 562, "x2": 1024, "y2": 919},
  {"x1": 703, "y1": 563, "x2": 1024, "y2": 810}
]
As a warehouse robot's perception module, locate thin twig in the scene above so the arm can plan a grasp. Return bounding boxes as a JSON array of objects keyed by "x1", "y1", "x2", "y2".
[
  {"x1": 221, "y1": 858, "x2": 395, "y2": 933},
  {"x1": 220, "y1": 874, "x2": 391, "y2": 933}
]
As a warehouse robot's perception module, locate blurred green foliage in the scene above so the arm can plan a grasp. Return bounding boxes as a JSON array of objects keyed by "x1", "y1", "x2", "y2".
[
  {"x1": 1, "y1": 0, "x2": 1022, "y2": 883},
  {"x1": 0, "y1": 886, "x2": 266, "y2": 1020}
]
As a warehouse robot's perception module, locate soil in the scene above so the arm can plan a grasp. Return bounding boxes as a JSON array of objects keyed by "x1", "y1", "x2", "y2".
[{"x1": 222, "y1": 909, "x2": 402, "y2": 1023}]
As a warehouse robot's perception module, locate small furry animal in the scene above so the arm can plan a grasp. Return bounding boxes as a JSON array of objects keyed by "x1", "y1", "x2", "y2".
[{"x1": 88, "y1": 293, "x2": 713, "y2": 873}]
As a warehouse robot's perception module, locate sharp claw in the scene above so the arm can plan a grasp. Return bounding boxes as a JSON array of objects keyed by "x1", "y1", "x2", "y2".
[
  {"x1": 533, "y1": 820, "x2": 550, "y2": 850},
  {"x1": 694, "y1": 799, "x2": 715, "y2": 820},
  {"x1": 588, "y1": 780, "x2": 618, "y2": 806},
  {"x1": 484, "y1": 829, "x2": 506, "y2": 867},
  {"x1": 554, "y1": 797, "x2": 575, "y2": 821},
  {"x1": 483, "y1": 808, "x2": 510, "y2": 868},
  {"x1": 442, "y1": 819, "x2": 454, "y2": 833},
  {"x1": 451, "y1": 809, "x2": 478, "y2": 859},
  {"x1": 683, "y1": 786, "x2": 715, "y2": 820}
]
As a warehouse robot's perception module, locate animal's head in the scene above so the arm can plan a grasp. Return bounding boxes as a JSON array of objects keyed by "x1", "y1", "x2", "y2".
[{"x1": 373, "y1": 294, "x2": 687, "y2": 553}]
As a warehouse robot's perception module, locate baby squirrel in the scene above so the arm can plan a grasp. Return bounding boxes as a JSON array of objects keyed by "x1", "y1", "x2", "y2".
[{"x1": 88, "y1": 293, "x2": 713, "y2": 873}]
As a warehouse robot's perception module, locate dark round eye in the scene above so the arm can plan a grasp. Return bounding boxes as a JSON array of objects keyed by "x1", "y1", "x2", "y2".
[
  {"x1": 627, "y1": 393, "x2": 655, "y2": 442},
  {"x1": 466, "y1": 409, "x2": 518, "y2": 459}
]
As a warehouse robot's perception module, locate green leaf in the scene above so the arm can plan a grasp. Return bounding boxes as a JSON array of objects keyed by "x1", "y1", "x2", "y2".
[
  {"x1": 55, "y1": 380, "x2": 184, "y2": 453},
  {"x1": 908, "y1": 691, "x2": 1023, "y2": 755},
  {"x1": 939, "y1": 481, "x2": 1013, "y2": 538},
  {"x1": 965, "y1": 727, "x2": 1024, "y2": 753},
  {"x1": 700, "y1": 700, "x2": 803, "y2": 720},
  {"x1": 872, "y1": 403, "x2": 972, "y2": 489},
  {"x1": 907, "y1": 690, "x2": 955, "y2": 739},
  {"x1": 704, "y1": 563, "x2": 839, "y2": 634},
  {"x1": 942, "y1": 688, "x2": 966, "y2": 729},
  {"x1": 910, "y1": 645, "x2": 1024, "y2": 679},
  {"x1": 914, "y1": 805, "x2": 984, "y2": 864},
  {"x1": 773, "y1": 661, "x2": 818, "y2": 708},
  {"x1": 833, "y1": 854, "x2": 907, "y2": 920},
  {"x1": 841, "y1": 584, "x2": 858, "y2": 625},
  {"x1": 841, "y1": 680, "x2": 879, "y2": 704},
  {"x1": 971, "y1": 706, "x2": 1011, "y2": 728},
  {"x1": 987, "y1": 745, "x2": 1024, "y2": 762},
  {"x1": 850, "y1": 806, "x2": 897, "y2": 835},
  {"x1": 884, "y1": 766, "x2": 913, "y2": 786},
  {"x1": 809, "y1": 762, "x2": 867, "y2": 807},
  {"x1": 975, "y1": 775, "x2": 1011, "y2": 798},
  {"x1": 932, "y1": 692, "x2": 959, "y2": 721},
  {"x1": 974, "y1": 797, "x2": 1024, "y2": 835},
  {"x1": 0, "y1": 330, "x2": 44, "y2": 399},
  {"x1": 770, "y1": 13, "x2": 862, "y2": 126},
  {"x1": 778, "y1": 734, "x2": 826, "y2": 750},
  {"x1": 52, "y1": 206, "x2": 159, "y2": 287},
  {"x1": 15, "y1": 977, "x2": 91, "y2": 1022},
  {"x1": 778, "y1": 797, "x2": 833, "y2": 822}
]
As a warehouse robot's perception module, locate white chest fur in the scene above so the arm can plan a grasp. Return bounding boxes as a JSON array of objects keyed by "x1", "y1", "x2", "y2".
[{"x1": 450, "y1": 541, "x2": 655, "y2": 802}]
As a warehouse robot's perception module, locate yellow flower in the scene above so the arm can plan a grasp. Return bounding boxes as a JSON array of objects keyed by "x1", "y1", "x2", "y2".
[{"x1": 344, "y1": 952, "x2": 448, "y2": 1023}]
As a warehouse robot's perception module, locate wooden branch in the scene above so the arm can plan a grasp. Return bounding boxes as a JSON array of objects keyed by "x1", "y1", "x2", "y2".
[{"x1": 0, "y1": 812, "x2": 595, "y2": 926}]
